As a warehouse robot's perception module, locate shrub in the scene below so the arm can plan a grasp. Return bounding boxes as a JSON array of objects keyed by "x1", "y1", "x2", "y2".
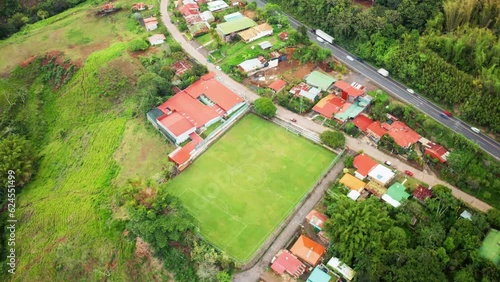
[
  {"x1": 320, "y1": 130, "x2": 345, "y2": 149},
  {"x1": 128, "y1": 38, "x2": 149, "y2": 51}
]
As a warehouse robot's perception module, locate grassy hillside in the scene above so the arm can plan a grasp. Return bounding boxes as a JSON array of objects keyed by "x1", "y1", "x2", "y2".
[{"x1": 0, "y1": 1, "x2": 176, "y2": 281}]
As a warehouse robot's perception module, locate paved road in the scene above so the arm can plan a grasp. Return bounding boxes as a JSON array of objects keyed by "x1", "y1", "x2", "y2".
[
  {"x1": 253, "y1": 0, "x2": 500, "y2": 161},
  {"x1": 233, "y1": 156, "x2": 346, "y2": 282}
]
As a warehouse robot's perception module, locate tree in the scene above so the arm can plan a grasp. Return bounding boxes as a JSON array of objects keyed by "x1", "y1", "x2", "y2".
[
  {"x1": 343, "y1": 155, "x2": 354, "y2": 168},
  {"x1": 320, "y1": 130, "x2": 345, "y2": 149},
  {"x1": 324, "y1": 196, "x2": 392, "y2": 264},
  {"x1": 0, "y1": 134, "x2": 37, "y2": 197},
  {"x1": 254, "y1": 98, "x2": 277, "y2": 118},
  {"x1": 486, "y1": 208, "x2": 500, "y2": 229},
  {"x1": 128, "y1": 38, "x2": 149, "y2": 51}
]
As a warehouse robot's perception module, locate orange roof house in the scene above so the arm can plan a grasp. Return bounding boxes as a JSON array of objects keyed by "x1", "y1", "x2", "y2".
[
  {"x1": 353, "y1": 153, "x2": 378, "y2": 180},
  {"x1": 306, "y1": 210, "x2": 329, "y2": 230},
  {"x1": 334, "y1": 80, "x2": 364, "y2": 102},
  {"x1": 133, "y1": 2, "x2": 147, "y2": 10},
  {"x1": 352, "y1": 114, "x2": 373, "y2": 132},
  {"x1": 268, "y1": 79, "x2": 287, "y2": 93},
  {"x1": 279, "y1": 31, "x2": 288, "y2": 41},
  {"x1": 144, "y1": 17, "x2": 158, "y2": 31},
  {"x1": 424, "y1": 142, "x2": 449, "y2": 163},
  {"x1": 339, "y1": 173, "x2": 366, "y2": 192},
  {"x1": 366, "y1": 121, "x2": 388, "y2": 142},
  {"x1": 413, "y1": 185, "x2": 432, "y2": 201},
  {"x1": 313, "y1": 94, "x2": 352, "y2": 119},
  {"x1": 383, "y1": 121, "x2": 421, "y2": 148},
  {"x1": 271, "y1": 250, "x2": 306, "y2": 278},
  {"x1": 290, "y1": 235, "x2": 326, "y2": 266},
  {"x1": 171, "y1": 60, "x2": 192, "y2": 76}
]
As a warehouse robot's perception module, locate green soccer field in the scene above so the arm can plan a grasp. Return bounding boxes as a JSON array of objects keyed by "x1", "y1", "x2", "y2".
[{"x1": 167, "y1": 114, "x2": 337, "y2": 262}]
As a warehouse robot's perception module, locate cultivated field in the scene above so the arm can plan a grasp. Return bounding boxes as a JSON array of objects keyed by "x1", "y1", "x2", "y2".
[{"x1": 167, "y1": 114, "x2": 336, "y2": 262}]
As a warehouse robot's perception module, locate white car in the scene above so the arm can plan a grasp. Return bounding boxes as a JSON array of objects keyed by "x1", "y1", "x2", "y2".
[
  {"x1": 346, "y1": 55, "x2": 354, "y2": 61},
  {"x1": 471, "y1": 127, "x2": 480, "y2": 133},
  {"x1": 384, "y1": 161, "x2": 392, "y2": 166},
  {"x1": 215, "y1": 65, "x2": 221, "y2": 70},
  {"x1": 407, "y1": 88, "x2": 415, "y2": 94},
  {"x1": 316, "y1": 37, "x2": 325, "y2": 43}
]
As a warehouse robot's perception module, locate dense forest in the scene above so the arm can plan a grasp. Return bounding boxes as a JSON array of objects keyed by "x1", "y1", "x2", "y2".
[
  {"x1": 324, "y1": 184, "x2": 500, "y2": 281},
  {"x1": 268, "y1": 0, "x2": 500, "y2": 133},
  {"x1": 0, "y1": 0, "x2": 87, "y2": 39}
]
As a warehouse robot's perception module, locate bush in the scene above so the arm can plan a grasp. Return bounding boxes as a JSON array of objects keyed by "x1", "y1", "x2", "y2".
[
  {"x1": 486, "y1": 209, "x2": 500, "y2": 229},
  {"x1": 254, "y1": 98, "x2": 277, "y2": 118},
  {"x1": 343, "y1": 155, "x2": 354, "y2": 168},
  {"x1": 320, "y1": 130, "x2": 345, "y2": 149},
  {"x1": 128, "y1": 38, "x2": 149, "y2": 51}
]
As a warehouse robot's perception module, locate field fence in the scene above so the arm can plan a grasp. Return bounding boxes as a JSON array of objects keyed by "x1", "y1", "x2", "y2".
[{"x1": 190, "y1": 103, "x2": 250, "y2": 161}]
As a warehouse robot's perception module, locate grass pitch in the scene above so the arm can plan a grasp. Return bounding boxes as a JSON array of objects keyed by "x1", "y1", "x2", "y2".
[
  {"x1": 167, "y1": 114, "x2": 336, "y2": 262},
  {"x1": 480, "y1": 229, "x2": 500, "y2": 265}
]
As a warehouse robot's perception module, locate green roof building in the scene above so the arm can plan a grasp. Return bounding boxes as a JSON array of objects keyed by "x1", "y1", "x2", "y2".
[
  {"x1": 383, "y1": 182, "x2": 410, "y2": 207},
  {"x1": 216, "y1": 17, "x2": 256, "y2": 41},
  {"x1": 305, "y1": 71, "x2": 336, "y2": 91}
]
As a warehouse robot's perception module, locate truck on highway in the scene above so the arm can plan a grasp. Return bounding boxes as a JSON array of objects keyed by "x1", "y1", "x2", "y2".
[
  {"x1": 377, "y1": 68, "x2": 389, "y2": 77},
  {"x1": 315, "y1": 29, "x2": 334, "y2": 44}
]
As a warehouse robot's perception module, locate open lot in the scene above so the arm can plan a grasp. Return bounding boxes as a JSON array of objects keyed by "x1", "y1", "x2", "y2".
[{"x1": 166, "y1": 114, "x2": 336, "y2": 262}]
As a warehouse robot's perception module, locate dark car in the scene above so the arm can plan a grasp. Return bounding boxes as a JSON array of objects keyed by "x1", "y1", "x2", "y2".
[{"x1": 440, "y1": 113, "x2": 448, "y2": 119}]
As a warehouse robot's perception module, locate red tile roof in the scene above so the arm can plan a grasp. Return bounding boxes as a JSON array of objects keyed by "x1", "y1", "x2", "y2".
[
  {"x1": 313, "y1": 94, "x2": 352, "y2": 119},
  {"x1": 334, "y1": 80, "x2": 364, "y2": 98},
  {"x1": 352, "y1": 114, "x2": 373, "y2": 132},
  {"x1": 184, "y1": 72, "x2": 243, "y2": 112},
  {"x1": 383, "y1": 121, "x2": 421, "y2": 148},
  {"x1": 271, "y1": 250, "x2": 306, "y2": 277},
  {"x1": 366, "y1": 121, "x2": 388, "y2": 139},
  {"x1": 353, "y1": 153, "x2": 378, "y2": 178},
  {"x1": 168, "y1": 133, "x2": 202, "y2": 166},
  {"x1": 133, "y1": 3, "x2": 146, "y2": 10},
  {"x1": 424, "y1": 142, "x2": 449, "y2": 163},
  {"x1": 289, "y1": 82, "x2": 310, "y2": 96},
  {"x1": 306, "y1": 210, "x2": 329, "y2": 230},
  {"x1": 180, "y1": 3, "x2": 199, "y2": 16},
  {"x1": 413, "y1": 186, "x2": 432, "y2": 201},
  {"x1": 268, "y1": 79, "x2": 287, "y2": 92},
  {"x1": 157, "y1": 91, "x2": 220, "y2": 128},
  {"x1": 290, "y1": 235, "x2": 326, "y2": 266},
  {"x1": 279, "y1": 31, "x2": 288, "y2": 40},
  {"x1": 144, "y1": 17, "x2": 158, "y2": 25},
  {"x1": 171, "y1": 60, "x2": 192, "y2": 76},
  {"x1": 184, "y1": 14, "x2": 203, "y2": 25},
  {"x1": 157, "y1": 111, "x2": 195, "y2": 136}
]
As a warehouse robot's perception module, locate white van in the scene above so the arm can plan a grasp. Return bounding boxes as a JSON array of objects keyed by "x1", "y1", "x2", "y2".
[{"x1": 471, "y1": 127, "x2": 480, "y2": 133}]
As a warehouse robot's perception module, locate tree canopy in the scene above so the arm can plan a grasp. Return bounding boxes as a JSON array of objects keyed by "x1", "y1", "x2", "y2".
[
  {"x1": 254, "y1": 97, "x2": 277, "y2": 118},
  {"x1": 320, "y1": 130, "x2": 345, "y2": 149}
]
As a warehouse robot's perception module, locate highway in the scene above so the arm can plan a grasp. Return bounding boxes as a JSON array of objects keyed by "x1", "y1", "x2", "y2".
[{"x1": 255, "y1": 0, "x2": 500, "y2": 160}]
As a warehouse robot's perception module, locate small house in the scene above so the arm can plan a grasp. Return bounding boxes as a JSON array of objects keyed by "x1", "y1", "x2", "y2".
[
  {"x1": 144, "y1": 17, "x2": 158, "y2": 31},
  {"x1": 216, "y1": 17, "x2": 257, "y2": 42},
  {"x1": 200, "y1": 11, "x2": 215, "y2": 23},
  {"x1": 223, "y1": 12, "x2": 243, "y2": 22},
  {"x1": 290, "y1": 82, "x2": 321, "y2": 102},
  {"x1": 132, "y1": 2, "x2": 147, "y2": 11},
  {"x1": 306, "y1": 210, "x2": 328, "y2": 231},
  {"x1": 312, "y1": 94, "x2": 351, "y2": 119},
  {"x1": 270, "y1": 250, "x2": 306, "y2": 278},
  {"x1": 339, "y1": 173, "x2": 366, "y2": 192},
  {"x1": 208, "y1": 0, "x2": 229, "y2": 12},
  {"x1": 382, "y1": 182, "x2": 410, "y2": 208},
  {"x1": 413, "y1": 185, "x2": 432, "y2": 202},
  {"x1": 238, "y1": 23, "x2": 273, "y2": 43},
  {"x1": 334, "y1": 80, "x2": 365, "y2": 103},
  {"x1": 307, "y1": 266, "x2": 331, "y2": 282},
  {"x1": 305, "y1": 71, "x2": 336, "y2": 91},
  {"x1": 352, "y1": 114, "x2": 373, "y2": 132},
  {"x1": 365, "y1": 180, "x2": 387, "y2": 198},
  {"x1": 258, "y1": 41, "x2": 272, "y2": 50},
  {"x1": 148, "y1": 34, "x2": 166, "y2": 45},
  {"x1": 367, "y1": 164, "x2": 395, "y2": 186},
  {"x1": 267, "y1": 79, "x2": 287, "y2": 93},
  {"x1": 352, "y1": 153, "x2": 377, "y2": 180},
  {"x1": 279, "y1": 31, "x2": 289, "y2": 41},
  {"x1": 237, "y1": 56, "x2": 266, "y2": 73},
  {"x1": 424, "y1": 142, "x2": 449, "y2": 163},
  {"x1": 327, "y1": 257, "x2": 355, "y2": 281},
  {"x1": 290, "y1": 235, "x2": 326, "y2": 266}
]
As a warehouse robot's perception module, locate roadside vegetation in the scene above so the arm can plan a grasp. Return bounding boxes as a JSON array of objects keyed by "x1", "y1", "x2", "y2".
[
  {"x1": 268, "y1": 0, "x2": 499, "y2": 135},
  {"x1": 324, "y1": 183, "x2": 500, "y2": 281}
]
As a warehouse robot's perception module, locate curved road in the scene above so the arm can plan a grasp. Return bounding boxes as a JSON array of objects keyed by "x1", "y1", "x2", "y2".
[{"x1": 254, "y1": 0, "x2": 500, "y2": 161}]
